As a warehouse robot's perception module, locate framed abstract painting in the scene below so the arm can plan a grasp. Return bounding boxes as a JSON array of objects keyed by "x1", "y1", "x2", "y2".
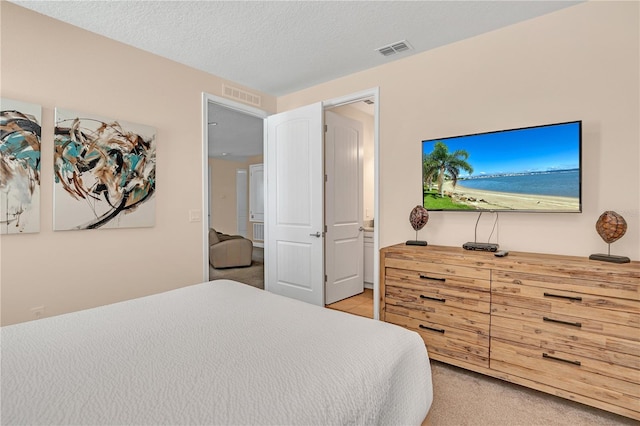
[
  {"x1": 53, "y1": 108, "x2": 156, "y2": 230},
  {"x1": 1, "y1": 98, "x2": 42, "y2": 234}
]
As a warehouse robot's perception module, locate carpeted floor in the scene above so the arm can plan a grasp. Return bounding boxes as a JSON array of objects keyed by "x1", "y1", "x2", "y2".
[
  {"x1": 427, "y1": 360, "x2": 637, "y2": 425},
  {"x1": 208, "y1": 247, "x2": 264, "y2": 289}
]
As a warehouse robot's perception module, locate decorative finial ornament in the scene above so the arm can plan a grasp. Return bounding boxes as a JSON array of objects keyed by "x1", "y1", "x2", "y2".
[
  {"x1": 406, "y1": 205, "x2": 429, "y2": 246},
  {"x1": 589, "y1": 211, "x2": 630, "y2": 263}
]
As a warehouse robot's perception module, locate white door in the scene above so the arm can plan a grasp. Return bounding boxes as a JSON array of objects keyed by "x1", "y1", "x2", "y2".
[
  {"x1": 324, "y1": 111, "x2": 364, "y2": 304},
  {"x1": 265, "y1": 103, "x2": 324, "y2": 306}
]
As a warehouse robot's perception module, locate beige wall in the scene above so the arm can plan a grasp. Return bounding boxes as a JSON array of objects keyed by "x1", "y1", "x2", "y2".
[
  {"x1": 278, "y1": 2, "x2": 640, "y2": 260},
  {"x1": 208, "y1": 157, "x2": 243, "y2": 235},
  {"x1": 2, "y1": 2, "x2": 638, "y2": 325},
  {"x1": 0, "y1": 3, "x2": 275, "y2": 325},
  {"x1": 208, "y1": 155, "x2": 263, "y2": 241}
]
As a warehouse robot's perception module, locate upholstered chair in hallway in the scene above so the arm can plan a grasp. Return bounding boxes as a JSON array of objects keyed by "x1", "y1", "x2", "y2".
[{"x1": 209, "y1": 228, "x2": 253, "y2": 269}]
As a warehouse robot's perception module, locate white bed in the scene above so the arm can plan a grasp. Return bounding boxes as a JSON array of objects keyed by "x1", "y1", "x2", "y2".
[{"x1": 1, "y1": 280, "x2": 432, "y2": 425}]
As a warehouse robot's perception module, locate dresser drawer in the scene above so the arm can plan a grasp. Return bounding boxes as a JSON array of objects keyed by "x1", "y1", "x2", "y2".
[
  {"x1": 385, "y1": 268, "x2": 490, "y2": 314},
  {"x1": 384, "y1": 257, "x2": 491, "y2": 281},
  {"x1": 491, "y1": 339, "x2": 640, "y2": 413},
  {"x1": 493, "y1": 270, "x2": 640, "y2": 308},
  {"x1": 385, "y1": 267, "x2": 491, "y2": 294},
  {"x1": 386, "y1": 297, "x2": 490, "y2": 336},
  {"x1": 386, "y1": 311, "x2": 489, "y2": 368}
]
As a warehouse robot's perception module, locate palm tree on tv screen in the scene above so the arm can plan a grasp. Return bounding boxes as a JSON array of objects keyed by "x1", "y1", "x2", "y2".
[{"x1": 423, "y1": 141, "x2": 473, "y2": 197}]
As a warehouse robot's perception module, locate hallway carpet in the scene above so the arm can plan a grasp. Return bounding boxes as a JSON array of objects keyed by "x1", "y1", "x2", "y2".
[{"x1": 208, "y1": 247, "x2": 264, "y2": 289}]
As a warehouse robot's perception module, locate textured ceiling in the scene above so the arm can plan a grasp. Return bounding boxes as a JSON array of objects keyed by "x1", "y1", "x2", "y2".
[
  {"x1": 10, "y1": 0, "x2": 581, "y2": 160},
  {"x1": 207, "y1": 101, "x2": 264, "y2": 161},
  {"x1": 11, "y1": 0, "x2": 580, "y2": 97}
]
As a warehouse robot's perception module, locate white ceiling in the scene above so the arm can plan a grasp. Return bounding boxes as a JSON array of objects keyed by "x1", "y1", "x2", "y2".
[{"x1": 11, "y1": 0, "x2": 581, "y2": 160}]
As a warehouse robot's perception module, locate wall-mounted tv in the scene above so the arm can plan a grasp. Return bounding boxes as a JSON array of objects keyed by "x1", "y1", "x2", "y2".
[{"x1": 422, "y1": 121, "x2": 582, "y2": 212}]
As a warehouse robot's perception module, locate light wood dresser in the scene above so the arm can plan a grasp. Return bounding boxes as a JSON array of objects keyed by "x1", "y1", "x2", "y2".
[{"x1": 380, "y1": 244, "x2": 640, "y2": 420}]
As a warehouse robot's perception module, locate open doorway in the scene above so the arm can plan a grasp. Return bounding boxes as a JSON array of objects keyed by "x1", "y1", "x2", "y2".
[
  {"x1": 203, "y1": 95, "x2": 267, "y2": 289},
  {"x1": 324, "y1": 97, "x2": 375, "y2": 319},
  {"x1": 203, "y1": 89, "x2": 380, "y2": 318}
]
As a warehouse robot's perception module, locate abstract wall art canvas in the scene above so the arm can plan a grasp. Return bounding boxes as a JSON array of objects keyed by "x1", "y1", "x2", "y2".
[
  {"x1": 1, "y1": 98, "x2": 42, "y2": 234},
  {"x1": 53, "y1": 108, "x2": 156, "y2": 230}
]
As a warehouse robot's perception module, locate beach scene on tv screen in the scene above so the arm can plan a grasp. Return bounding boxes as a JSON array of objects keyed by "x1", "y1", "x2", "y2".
[{"x1": 422, "y1": 122, "x2": 581, "y2": 212}]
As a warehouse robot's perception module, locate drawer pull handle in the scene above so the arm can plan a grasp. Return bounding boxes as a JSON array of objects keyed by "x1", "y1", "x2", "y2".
[
  {"x1": 542, "y1": 353, "x2": 581, "y2": 366},
  {"x1": 420, "y1": 295, "x2": 446, "y2": 303},
  {"x1": 543, "y1": 317, "x2": 582, "y2": 328},
  {"x1": 419, "y1": 324, "x2": 445, "y2": 334},
  {"x1": 419, "y1": 274, "x2": 446, "y2": 282},
  {"x1": 543, "y1": 292, "x2": 582, "y2": 302}
]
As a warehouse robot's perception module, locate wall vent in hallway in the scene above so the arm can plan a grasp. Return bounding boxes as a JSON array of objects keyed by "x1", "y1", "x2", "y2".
[
  {"x1": 222, "y1": 84, "x2": 262, "y2": 107},
  {"x1": 253, "y1": 222, "x2": 264, "y2": 242}
]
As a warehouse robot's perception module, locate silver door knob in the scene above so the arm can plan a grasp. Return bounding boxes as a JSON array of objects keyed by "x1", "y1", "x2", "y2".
[
  {"x1": 309, "y1": 232, "x2": 321, "y2": 238},
  {"x1": 359, "y1": 226, "x2": 365, "y2": 231}
]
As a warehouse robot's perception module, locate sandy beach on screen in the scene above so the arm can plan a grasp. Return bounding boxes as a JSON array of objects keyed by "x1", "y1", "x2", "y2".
[{"x1": 440, "y1": 181, "x2": 579, "y2": 211}]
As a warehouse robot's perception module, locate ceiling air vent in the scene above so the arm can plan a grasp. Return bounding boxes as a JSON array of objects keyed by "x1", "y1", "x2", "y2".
[
  {"x1": 222, "y1": 84, "x2": 262, "y2": 107},
  {"x1": 376, "y1": 40, "x2": 412, "y2": 57}
]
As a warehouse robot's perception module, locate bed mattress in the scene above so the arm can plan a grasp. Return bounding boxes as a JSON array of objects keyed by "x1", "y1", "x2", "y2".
[{"x1": 1, "y1": 279, "x2": 432, "y2": 425}]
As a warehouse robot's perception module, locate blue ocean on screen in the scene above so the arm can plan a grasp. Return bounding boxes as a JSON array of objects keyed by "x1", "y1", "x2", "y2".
[{"x1": 457, "y1": 169, "x2": 579, "y2": 198}]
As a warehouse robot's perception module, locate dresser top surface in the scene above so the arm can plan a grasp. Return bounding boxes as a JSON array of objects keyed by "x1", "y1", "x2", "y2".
[{"x1": 382, "y1": 244, "x2": 640, "y2": 276}]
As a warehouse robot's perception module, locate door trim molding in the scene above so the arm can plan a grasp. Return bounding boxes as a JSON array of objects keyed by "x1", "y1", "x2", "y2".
[
  {"x1": 323, "y1": 87, "x2": 380, "y2": 319},
  {"x1": 201, "y1": 93, "x2": 268, "y2": 282}
]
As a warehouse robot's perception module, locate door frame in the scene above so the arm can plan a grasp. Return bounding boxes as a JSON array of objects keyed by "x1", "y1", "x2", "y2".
[
  {"x1": 322, "y1": 88, "x2": 380, "y2": 319},
  {"x1": 201, "y1": 93, "x2": 268, "y2": 281},
  {"x1": 201, "y1": 88, "x2": 380, "y2": 319}
]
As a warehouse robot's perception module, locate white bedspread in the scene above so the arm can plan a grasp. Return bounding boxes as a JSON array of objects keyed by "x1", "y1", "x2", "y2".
[{"x1": 1, "y1": 280, "x2": 432, "y2": 425}]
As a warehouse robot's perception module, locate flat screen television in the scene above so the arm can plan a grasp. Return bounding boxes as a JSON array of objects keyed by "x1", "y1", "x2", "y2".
[{"x1": 422, "y1": 121, "x2": 582, "y2": 212}]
